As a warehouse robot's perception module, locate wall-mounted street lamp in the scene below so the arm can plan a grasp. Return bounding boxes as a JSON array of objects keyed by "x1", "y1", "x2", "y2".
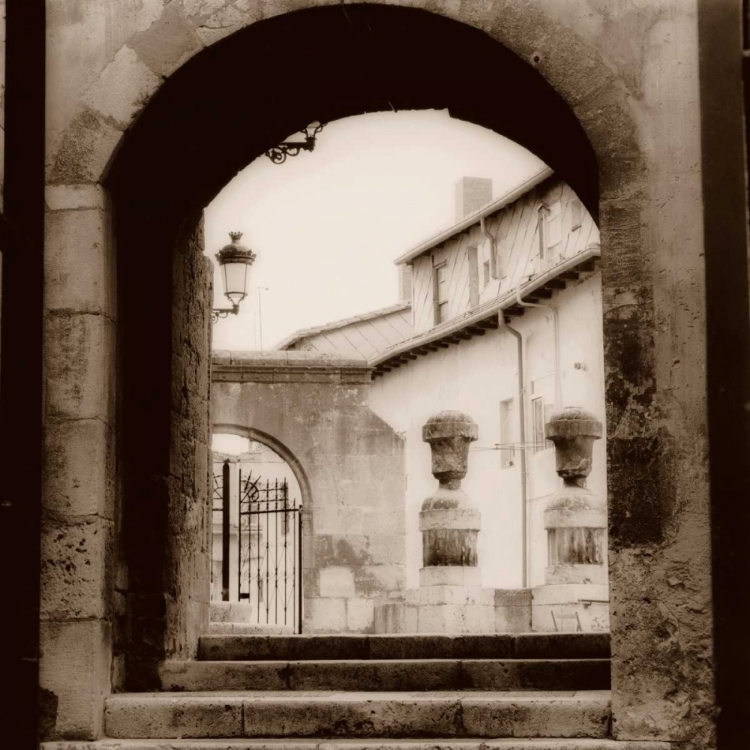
[
  {"x1": 265, "y1": 121, "x2": 325, "y2": 164},
  {"x1": 212, "y1": 232, "x2": 256, "y2": 323}
]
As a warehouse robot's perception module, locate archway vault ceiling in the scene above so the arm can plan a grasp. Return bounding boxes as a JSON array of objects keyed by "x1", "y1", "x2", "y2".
[{"x1": 106, "y1": 4, "x2": 598, "y2": 223}]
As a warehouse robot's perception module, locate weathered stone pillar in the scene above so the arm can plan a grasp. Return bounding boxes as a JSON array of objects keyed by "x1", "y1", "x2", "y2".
[
  {"x1": 419, "y1": 411, "x2": 480, "y2": 587},
  {"x1": 532, "y1": 407, "x2": 608, "y2": 632},
  {"x1": 544, "y1": 407, "x2": 606, "y2": 585}
]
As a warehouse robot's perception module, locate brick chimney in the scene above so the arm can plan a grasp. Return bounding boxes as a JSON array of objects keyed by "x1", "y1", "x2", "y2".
[
  {"x1": 455, "y1": 177, "x2": 493, "y2": 220},
  {"x1": 398, "y1": 264, "x2": 413, "y2": 302}
]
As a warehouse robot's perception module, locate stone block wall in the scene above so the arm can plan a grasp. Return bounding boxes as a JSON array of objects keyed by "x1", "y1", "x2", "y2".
[
  {"x1": 212, "y1": 352, "x2": 406, "y2": 633},
  {"x1": 165, "y1": 217, "x2": 212, "y2": 657},
  {"x1": 111, "y1": 213, "x2": 212, "y2": 697},
  {"x1": 40, "y1": 184, "x2": 116, "y2": 739}
]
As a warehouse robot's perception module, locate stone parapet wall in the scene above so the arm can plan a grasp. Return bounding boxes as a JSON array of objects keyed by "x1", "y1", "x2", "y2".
[
  {"x1": 375, "y1": 588, "x2": 532, "y2": 634},
  {"x1": 212, "y1": 350, "x2": 373, "y2": 384}
]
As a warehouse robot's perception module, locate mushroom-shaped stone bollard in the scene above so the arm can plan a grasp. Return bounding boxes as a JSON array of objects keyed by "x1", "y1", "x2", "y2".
[
  {"x1": 543, "y1": 407, "x2": 606, "y2": 584},
  {"x1": 419, "y1": 411, "x2": 481, "y2": 587}
]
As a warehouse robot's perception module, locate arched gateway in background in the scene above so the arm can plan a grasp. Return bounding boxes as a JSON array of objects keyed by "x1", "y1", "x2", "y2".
[{"x1": 5, "y1": 1, "x2": 741, "y2": 748}]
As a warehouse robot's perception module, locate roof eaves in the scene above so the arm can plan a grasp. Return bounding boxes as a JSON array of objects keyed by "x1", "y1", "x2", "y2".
[{"x1": 372, "y1": 242, "x2": 601, "y2": 368}]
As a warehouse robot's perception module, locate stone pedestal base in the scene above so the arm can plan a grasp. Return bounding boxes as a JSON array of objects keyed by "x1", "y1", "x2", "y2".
[
  {"x1": 531, "y1": 583, "x2": 609, "y2": 632},
  {"x1": 419, "y1": 565, "x2": 480, "y2": 587},
  {"x1": 374, "y1": 586, "x2": 531, "y2": 634}
]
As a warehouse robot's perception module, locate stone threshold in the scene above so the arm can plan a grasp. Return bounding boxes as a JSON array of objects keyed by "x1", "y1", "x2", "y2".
[{"x1": 41, "y1": 738, "x2": 675, "y2": 749}]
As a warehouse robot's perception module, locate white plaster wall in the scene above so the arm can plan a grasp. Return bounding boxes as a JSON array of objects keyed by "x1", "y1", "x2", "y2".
[
  {"x1": 370, "y1": 328, "x2": 519, "y2": 590},
  {"x1": 518, "y1": 274, "x2": 608, "y2": 588},
  {"x1": 370, "y1": 272, "x2": 607, "y2": 593}
]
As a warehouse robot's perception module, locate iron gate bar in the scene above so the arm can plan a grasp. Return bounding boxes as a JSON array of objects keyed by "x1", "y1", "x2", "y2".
[{"x1": 221, "y1": 460, "x2": 230, "y2": 602}]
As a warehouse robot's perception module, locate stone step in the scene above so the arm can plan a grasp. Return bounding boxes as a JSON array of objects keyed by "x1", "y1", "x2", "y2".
[
  {"x1": 198, "y1": 633, "x2": 610, "y2": 662},
  {"x1": 104, "y1": 691, "x2": 611, "y2": 740},
  {"x1": 160, "y1": 659, "x2": 610, "y2": 692},
  {"x1": 41, "y1": 740, "x2": 674, "y2": 750}
]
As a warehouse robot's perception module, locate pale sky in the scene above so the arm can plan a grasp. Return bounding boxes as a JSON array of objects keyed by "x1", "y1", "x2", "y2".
[{"x1": 205, "y1": 109, "x2": 545, "y2": 351}]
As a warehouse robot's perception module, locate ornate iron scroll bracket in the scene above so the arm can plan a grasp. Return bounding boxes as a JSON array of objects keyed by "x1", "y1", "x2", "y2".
[{"x1": 265, "y1": 122, "x2": 325, "y2": 164}]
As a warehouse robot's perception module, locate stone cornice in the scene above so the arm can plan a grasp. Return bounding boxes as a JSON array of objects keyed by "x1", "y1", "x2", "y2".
[{"x1": 212, "y1": 351, "x2": 372, "y2": 385}]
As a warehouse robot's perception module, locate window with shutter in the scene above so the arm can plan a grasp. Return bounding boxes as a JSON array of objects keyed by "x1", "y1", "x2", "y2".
[
  {"x1": 531, "y1": 374, "x2": 556, "y2": 453},
  {"x1": 468, "y1": 246, "x2": 479, "y2": 308},
  {"x1": 500, "y1": 398, "x2": 517, "y2": 468},
  {"x1": 434, "y1": 262, "x2": 449, "y2": 324},
  {"x1": 546, "y1": 200, "x2": 562, "y2": 248},
  {"x1": 531, "y1": 396, "x2": 546, "y2": 454},
  {"x1": 570, "y1": 198, "x2": 583, "y2": 231}
]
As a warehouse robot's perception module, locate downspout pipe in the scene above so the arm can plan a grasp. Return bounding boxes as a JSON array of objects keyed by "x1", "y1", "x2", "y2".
[
  {"x1": 514, "y1": 286, "x2": 562, "y2": 409},
  {"x1": 500, "y1": 316, "x2": 529, "y2": 589}
]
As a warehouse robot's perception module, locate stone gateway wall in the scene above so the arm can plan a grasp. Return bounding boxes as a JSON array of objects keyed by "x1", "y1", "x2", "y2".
[{"x1": 212, "y1": 352, "x2": 406, "y2": 634}]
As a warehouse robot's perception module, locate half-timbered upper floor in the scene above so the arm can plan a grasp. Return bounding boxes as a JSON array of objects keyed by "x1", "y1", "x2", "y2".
[{"x1": 398, "y1": 168, "x2": 599, "y2": 337}]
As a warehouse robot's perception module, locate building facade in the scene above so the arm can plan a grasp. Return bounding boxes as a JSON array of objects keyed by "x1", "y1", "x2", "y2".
[{"x1": 282, "y1": 172, "x2": 607, "y2": 630}]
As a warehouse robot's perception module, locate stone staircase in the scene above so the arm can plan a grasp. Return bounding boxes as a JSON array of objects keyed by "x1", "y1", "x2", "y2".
[{"x1": 42, "y1": 633, "x2": 673, "y2": 749}]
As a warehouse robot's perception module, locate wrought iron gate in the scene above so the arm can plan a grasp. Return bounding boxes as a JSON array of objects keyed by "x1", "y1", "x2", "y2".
[
  {"x1": 212, "y1": 460, "x2": 302, "y2": 632},
  {"x1": 239, "y1": 471, "x2": 302, "y2": 632}
]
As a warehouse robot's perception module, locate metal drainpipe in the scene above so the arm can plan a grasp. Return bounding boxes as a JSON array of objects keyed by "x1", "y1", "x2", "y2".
[
  {"x1": 500, "y1": 231, "x2": 564, "y2": 588},
  {"x1": 514, "y1": 283, "x2": 562, "y2": 409},
  {"x1": 499, "y1": 316, "x2": 529, "y2": 589}
]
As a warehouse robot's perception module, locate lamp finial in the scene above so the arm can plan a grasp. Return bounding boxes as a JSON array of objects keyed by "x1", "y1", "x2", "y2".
[{"x1": 229, "y1": 231, "x2": 243, "y2": 243}]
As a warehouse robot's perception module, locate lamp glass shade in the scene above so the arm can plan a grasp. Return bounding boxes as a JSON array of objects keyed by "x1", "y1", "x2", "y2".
[
  {"x1": 305, "y1": 121, "x2": 322, "y2": 138},
  {"x1": 221, "y1": 260, "x2": 250, "y2": 306}
]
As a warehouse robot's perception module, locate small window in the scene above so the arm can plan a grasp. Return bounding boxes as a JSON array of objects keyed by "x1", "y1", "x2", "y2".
[
  {"x1": 570, "y1": 198, "x2": 583, "y2": 231},
  {"x1": 531, "y1": 396, "x2": 547, "y2": 454},
  {"x1": 434, "y1": 262, "x2": 449, "y2": 324},
  {"x1": 499, "y1": 398, "x2": 516, "y2": 469},
  {"x1": 468, "y1": 247, "x2": 479, "y2": 308},
  {"x1": 483, "y1": 260, "x2": 491, "y2": 286},
  {"x1": 538, "y1": 201, "x2": 562, "y2": 259},
  {"x1": 496, "y1": 238, "x2": 507, "y2": 279},
  {"x1": 546, "y1": 200, "x2": 562, "y2": 248},
  {"x1": 537, "y1": 205, "x2": 549, "y2": 259}
]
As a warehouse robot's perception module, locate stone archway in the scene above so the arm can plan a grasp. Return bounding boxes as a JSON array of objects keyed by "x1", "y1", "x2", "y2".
[
  {"x1": 213, "y1": 424, "x2": 313, "y2": 513},
  {"x1": 210, "y1": 424, "x2": 310, "y2": 630},
  {"x1": 41, "y1": 2, "x2": 713, "y2": 744}
]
